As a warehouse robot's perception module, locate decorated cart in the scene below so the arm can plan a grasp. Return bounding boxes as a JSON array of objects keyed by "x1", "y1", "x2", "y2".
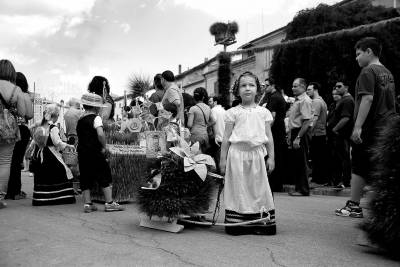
[
  {"x1": 91, "y1": 101, "x2": 165, "y2": 202},
  {"x1": 92, "y1": 96, "x2": 273, "y2": 233}
]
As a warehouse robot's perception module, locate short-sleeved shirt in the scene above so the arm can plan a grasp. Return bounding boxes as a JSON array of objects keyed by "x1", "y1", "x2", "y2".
[
  {"x1": 225, "y1": 105, "x2": 273, "y2": 147},
  {"x1": 328, "y1": 94, "x2": 354, "y2": 138},
  {"x1": 266, "y1": 90, "x2": 287, "y2": 138},
  {"x1": 93, "y1": 116, "x2": 103, "y2": 129},
  {"x1": 161, "y1": 84, "x2": 185, "y2": 124},
  {"x1": 211, "y1": 105, "x2": 226, "y2": 142},
  {"x1": 64, "y1": 107, "x2": 83, "y2": 136},
  {"x1": 288, "y1": 92, "x2": 313, "y2": 130},
  {"x1": 311, "y1": 96, "x2": 327, "y2": 136},
  {"x1": 354, "y1": 64, "x2": 396, "y2": 131}
]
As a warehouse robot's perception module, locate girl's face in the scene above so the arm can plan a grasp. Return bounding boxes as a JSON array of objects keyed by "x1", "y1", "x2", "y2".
[{"x1": 238, "y1": 75, "x2": 257, "y2": 103}]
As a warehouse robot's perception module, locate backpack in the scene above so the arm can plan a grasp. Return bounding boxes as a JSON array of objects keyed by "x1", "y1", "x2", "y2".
[{"x1": 0, "y1": 86, "x2": 20, "y2": 144}]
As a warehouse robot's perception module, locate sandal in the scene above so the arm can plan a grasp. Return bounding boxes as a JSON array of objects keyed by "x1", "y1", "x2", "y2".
[{"x1": 13, "y1": 191, "x2": 27, "y2": 200}]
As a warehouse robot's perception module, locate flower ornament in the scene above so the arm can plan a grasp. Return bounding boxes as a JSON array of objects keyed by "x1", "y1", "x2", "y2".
[
  {"x1": 170, "y1": 139, "x2": 215, "y2": 181},
  {"x1": 127, "y1": 118, "x2": 142, "y2": 132},
  {"x1": 119, "y1": 117, "x2": 142, "y2": 133}
]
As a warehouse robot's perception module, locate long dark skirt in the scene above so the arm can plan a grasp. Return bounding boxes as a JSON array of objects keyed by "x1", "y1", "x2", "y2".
[{"x1": 32, "y1": 147, "x2": 75, "y2": 206}]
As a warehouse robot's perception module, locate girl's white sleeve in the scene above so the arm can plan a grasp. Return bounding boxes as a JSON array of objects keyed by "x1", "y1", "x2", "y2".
[
  {"x1": 264, "y1": 108, "x2": 273, "y2": 123},
  {"x1": 50, "y1": 126, "x2": 67, "y2": 150}
]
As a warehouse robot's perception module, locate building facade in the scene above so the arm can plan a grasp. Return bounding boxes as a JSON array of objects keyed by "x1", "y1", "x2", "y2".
[{"x1": 175, "y1": 27, "x2": 286, "y2": 97}]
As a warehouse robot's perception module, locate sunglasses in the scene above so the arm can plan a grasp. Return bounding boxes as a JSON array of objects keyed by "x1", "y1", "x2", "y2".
[{"x1": 335, "y1": 85, "x2": 343, "y2": 88}]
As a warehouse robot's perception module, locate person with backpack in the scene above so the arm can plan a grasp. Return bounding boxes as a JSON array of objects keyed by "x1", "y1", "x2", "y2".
[
  {"x1": 30, "y1": 104, "x2": 76, "y2": 206},
  {"x1": 0, "y1": 59, "x2": 33, "y2": 209}
]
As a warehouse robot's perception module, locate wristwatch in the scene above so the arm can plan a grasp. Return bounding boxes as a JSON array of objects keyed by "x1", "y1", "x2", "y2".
[{"x1": 296, "y1": 135, "x2": 301, "y2": 139}]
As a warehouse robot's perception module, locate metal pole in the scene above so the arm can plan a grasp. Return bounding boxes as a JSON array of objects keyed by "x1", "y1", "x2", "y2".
[{"x1": 33, "y1": 82, "x2": 35, "y2": 125}]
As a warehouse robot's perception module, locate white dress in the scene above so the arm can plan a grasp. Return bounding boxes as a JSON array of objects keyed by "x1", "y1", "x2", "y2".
[{"x1": 224, "y1": 105, "x2": 275, "y2": 215}]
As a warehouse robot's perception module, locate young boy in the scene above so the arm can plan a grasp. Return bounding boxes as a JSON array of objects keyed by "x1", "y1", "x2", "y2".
[
  {"x1": 77, "y1": 93, "x2": 124, "y2": 213},
  {"x1": 335, "y1": 37, "x2": 396, "y2": 218}
]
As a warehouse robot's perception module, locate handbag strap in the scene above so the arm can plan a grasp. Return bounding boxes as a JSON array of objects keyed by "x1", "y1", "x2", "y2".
[
  {"x1": 196, "y1": 104, "x2": 209, "y2": 125},
  {"x1": 0, "y1": 86, "x2": 18, "y2": 109}
]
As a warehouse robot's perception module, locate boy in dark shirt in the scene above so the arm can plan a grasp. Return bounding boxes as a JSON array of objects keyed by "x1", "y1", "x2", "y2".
[
  {"x1": 77, "y1": 93, "x2": 124, "y2": 213},
  {"x1": 336, "y1": 37, "x2": 396, "y2": 218}
]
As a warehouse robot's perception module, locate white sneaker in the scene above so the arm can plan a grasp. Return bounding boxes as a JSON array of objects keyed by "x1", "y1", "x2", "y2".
[
  {"x1": 83, "y1": 203, "x2": 98, "y2": 213},
  {"x1": 104, "y1": 201, "x2": 124, "y2": 212}
]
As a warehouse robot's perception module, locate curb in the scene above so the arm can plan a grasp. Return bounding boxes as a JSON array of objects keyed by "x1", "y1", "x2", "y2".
[{"x1": 282, "y1": 184, "x2": 350, "y2": 197}]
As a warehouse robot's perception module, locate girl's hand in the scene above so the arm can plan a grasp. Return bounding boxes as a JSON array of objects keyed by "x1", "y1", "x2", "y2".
[
  {"x1": 266, "y1": 157, "x2": 275, "y2": 174},
  {"x1": 219, "y1": 160, "x2": 226, "y2": 176},
  {"x1": 286, "y1": 133, "x2": 291, "y2": 146},
  {"x1": 101, "y1": 147, "x2": 110, "y2": 157}
]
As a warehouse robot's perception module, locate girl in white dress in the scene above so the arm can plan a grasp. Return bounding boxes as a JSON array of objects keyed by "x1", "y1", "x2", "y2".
[{"x1": 220, "y1": 71, "x2": 276, "y2": 235}]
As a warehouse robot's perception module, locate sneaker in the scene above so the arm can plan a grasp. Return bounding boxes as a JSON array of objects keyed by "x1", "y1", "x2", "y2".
[
  {"x1": 333, "y1": 183, "x2": 346, "y2": 190},
  {"x1": 335, "y1": 200, "x2": 363, "y2": 218},
  {"x1": 104, "y1": 201, "x2": 124, "y2": 212},
  {"x1": 84, "y1": 203, "x2": 98, "y2": 213},
  {"x1": 0, "y1": 200, "x2": 6, "y2": 209}
]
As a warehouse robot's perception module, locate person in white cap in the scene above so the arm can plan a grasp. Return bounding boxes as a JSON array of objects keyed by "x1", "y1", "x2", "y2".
[{"x1": 76, "y1": 93, "x2": 124, "y2": 213}]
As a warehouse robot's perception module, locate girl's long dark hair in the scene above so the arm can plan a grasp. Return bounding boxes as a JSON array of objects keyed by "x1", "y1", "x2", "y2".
[{"x1": 88, "y1": 76, "x2": 115, "y2": 120}]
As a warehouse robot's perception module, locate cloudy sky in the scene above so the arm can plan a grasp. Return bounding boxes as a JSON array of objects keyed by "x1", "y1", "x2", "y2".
[{"x1": 0, "y1": 0, "x2": 340, "y2": 101}]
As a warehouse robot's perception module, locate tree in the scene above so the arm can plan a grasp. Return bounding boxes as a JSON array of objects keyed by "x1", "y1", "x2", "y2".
[
  {"x1": 285, "y1": 1, "x2": 399, "y2": 41},
  {"x1": 128, "y1": 74, "x2": 152, "y2": 99},
  {"x1": 269, "y1": 2, "x2": 400, "y2": 101}
]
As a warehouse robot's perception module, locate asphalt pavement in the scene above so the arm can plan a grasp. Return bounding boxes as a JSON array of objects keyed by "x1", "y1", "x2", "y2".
[{"x1": 0, "y1": 172, "x2": 398, "y2": 267}]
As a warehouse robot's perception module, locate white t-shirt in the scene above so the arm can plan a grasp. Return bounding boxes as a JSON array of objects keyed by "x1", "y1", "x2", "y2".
[{"x1": 211, "y1": 105, "x2": 226, "y2": 143}]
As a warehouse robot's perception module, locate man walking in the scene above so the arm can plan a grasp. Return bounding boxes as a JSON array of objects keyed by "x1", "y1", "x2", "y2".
[
  {"x1": 288, "y1": 78, "x2": 313, "y2": 196},
  {"x1": 306, "y1": 82, "x2": 328, "y2": 186},
  {"x1": 336, "y1": 37, "x2": 397, "y2": 218}
]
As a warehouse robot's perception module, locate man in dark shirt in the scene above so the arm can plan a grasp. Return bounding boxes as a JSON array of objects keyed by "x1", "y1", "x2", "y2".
[
  {"x1": 328, "y1": 80, "x2": 354, "y2": 188},
  {"x1": 336, "y1": 37, "x2": 397, "y2": 218},
  {"x1": 262, "y1": 78, "x2": 287, "y2": 192}
]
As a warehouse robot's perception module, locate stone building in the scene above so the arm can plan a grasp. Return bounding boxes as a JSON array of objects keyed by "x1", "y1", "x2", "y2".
[{"x1": 175, "y1": 26, "x2": 286, "y2": 97}]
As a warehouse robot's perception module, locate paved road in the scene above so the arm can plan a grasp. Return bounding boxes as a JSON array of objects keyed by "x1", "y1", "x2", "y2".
[{"x1": 0, "y1": 173, "x2": 398, "y2": 267}]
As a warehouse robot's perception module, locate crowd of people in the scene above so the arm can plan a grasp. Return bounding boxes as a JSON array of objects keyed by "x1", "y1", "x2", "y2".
[{"x1": 0, "y1": 37, "x2": 398, "y2": 238}]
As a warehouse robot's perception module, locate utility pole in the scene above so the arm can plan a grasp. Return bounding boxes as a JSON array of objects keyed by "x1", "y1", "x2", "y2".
[{"x1": 33, "y1": 82, "x2": 35, "y2": 125}]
